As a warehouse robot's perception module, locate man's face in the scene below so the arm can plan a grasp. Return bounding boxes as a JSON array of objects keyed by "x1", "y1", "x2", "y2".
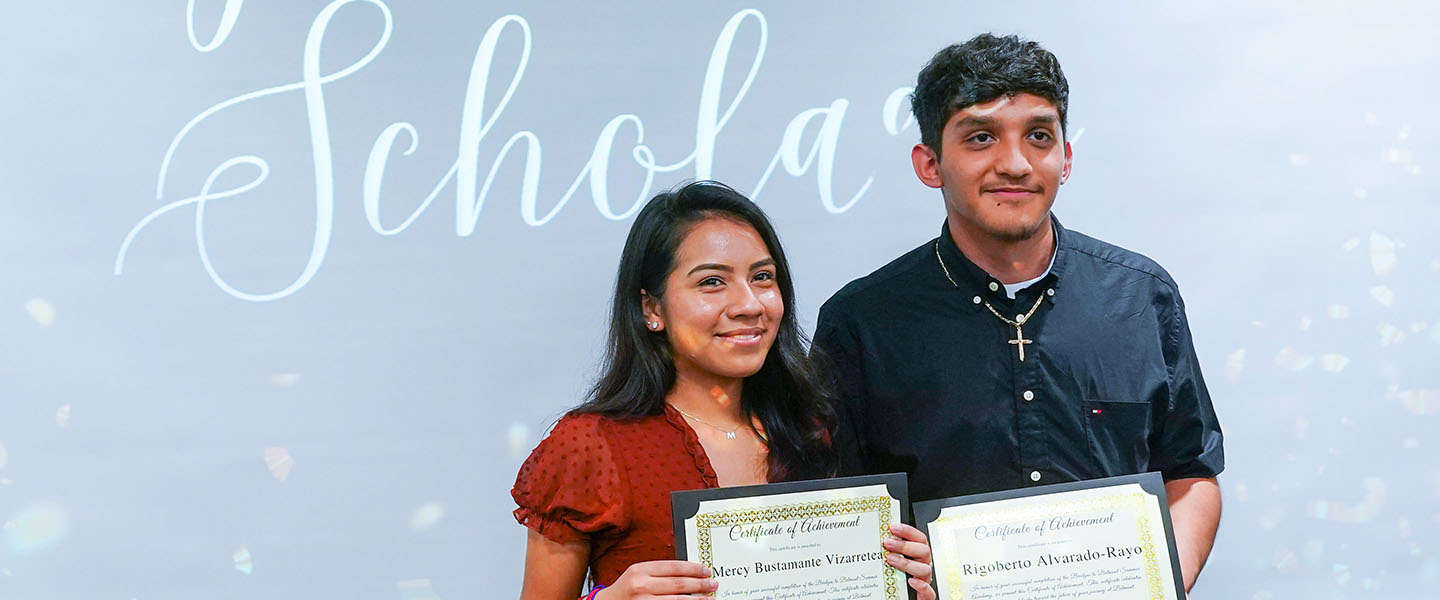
[{"x1": 912, "y1": 92, "x2": 1072, "y2": 242}]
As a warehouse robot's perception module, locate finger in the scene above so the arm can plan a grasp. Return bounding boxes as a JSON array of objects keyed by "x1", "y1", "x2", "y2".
[
  {"x1": 889, "y1": 522, "x2": 929, "y2": 544},
  {"x1": 882, "y1": 535, "x2": 933, "y2": 563},
  {"x1": 885, "y1": 551, "x2": 933, "y2": 580},
  {"x1": 638, "y1": 575, "x2": 719, "y2": 596},
  {"x1": 635, "y1": 560, "x2": 713, "y2": 578},
  {"x1": 910, "y1": 575, "x2": 937, "y2": 600}
]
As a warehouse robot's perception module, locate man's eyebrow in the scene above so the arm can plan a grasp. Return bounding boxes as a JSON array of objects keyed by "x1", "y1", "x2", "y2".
[
  {"x1": 951, "y1": 116, "x2": 994, "y2": 130},
  {"x1": 1029, "y1": 115, "x2": 1059, "y2": 126}
]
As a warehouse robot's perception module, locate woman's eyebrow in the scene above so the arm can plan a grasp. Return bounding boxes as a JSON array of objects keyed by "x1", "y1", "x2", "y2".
[{"x1": 686, "y1": 263, "x2": 733, "y2": 276}]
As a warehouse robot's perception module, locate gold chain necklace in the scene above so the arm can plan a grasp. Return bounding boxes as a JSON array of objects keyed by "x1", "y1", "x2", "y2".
[
  {"x1": 935, "y1": 240, "x2": 1048, "y2": 362},
  {"x1": 670, "y1": 404, "x2": 746, "y2": 440}
]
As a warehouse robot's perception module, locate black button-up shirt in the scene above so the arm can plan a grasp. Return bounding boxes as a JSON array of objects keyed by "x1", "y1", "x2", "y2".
[{"x1": 813, "y1": 218, "x2": 1224, "y2": 502}]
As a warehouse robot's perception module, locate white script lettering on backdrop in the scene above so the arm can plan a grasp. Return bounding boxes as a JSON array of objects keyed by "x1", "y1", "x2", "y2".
[{"x1": 113, "y1": 0, "x2": 918, "y2": 302}]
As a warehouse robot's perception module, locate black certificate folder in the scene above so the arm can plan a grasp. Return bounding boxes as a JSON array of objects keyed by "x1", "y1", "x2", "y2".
[
  {"x1": 672, "y1": 473, "x2": 913, "y2": 600},
  {"x1": 913, "y1": 472, "x2": 1185, "y2": 600}
]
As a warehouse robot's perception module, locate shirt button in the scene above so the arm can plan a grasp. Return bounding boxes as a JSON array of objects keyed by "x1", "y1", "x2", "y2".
[
  {"x1": 1030, "y1": 470, "x2": 1042, "y2": 482},
  {"x1": 988, "y1": 282, "x2": 999, "y2": 292},
  {"x1": 1046, "y1": 288, "x2": 1055, "y2": 297},
  {"x1": 1023, "y1": 390, "x2": 1035, "y2": 402},
  {"x1": 972, "y1": 296, "x2": 982, "y2": 304}
]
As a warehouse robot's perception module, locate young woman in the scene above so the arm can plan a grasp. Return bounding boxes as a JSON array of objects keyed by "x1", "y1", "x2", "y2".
[{"x1": 513, "y1": 181, "x2": 935, "y2": 600}]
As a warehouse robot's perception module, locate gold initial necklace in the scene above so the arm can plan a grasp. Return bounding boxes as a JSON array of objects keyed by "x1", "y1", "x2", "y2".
[
  {"x1": 670, "y1": 404, "x2": 748, "y2": 440},
  {"x1": 935, "y1": 240, "x2": 1049, "y2": 362}
]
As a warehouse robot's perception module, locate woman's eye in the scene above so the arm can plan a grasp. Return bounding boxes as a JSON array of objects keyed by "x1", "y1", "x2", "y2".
[
  {"x1": 699, "y1": 276, "x2": 724, "y2": 287},
  {"x1": 753, "y1": 270, "x2": 776, "y2": 282}
]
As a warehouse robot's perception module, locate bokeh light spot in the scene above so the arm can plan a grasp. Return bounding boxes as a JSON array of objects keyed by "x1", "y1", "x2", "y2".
[
  {"x1": 267, "y1": 373, "x2": 300, "y2": 388},
  {"x1": 398, "y1": 578, "x2": 443, "y2": 600},
  {"x1": 4, "y1": 504, "x2": 69, "y2": 556},
  {"x1": 507, "y1": 422, "x2": 530, "y2": 460},
  {"x1": 1377, "y1": 322, "x2": 1406, "y2": 346},
  {"x1": 263, "y1": 448, "x2": 294, "y2": 482},
  {"x1": 1224, "y1": 348, "x2": 1246, "y2": 382},
  {"x1": 1369, "y1": 285, "x2": 1396, "y2": 308},
  {"x1": 1369, "y1": 232, "x2": 1398, "y2": 278},
  {"x1": 1319, "y1": 354, "x2": 1350, "y2": 373},
  {"x1": 234, "y1": 546, "x2": 252, "y2": 575},
  {"x1": 1272, "y1": 546, "x2": 1300, "y2": 573},
  {"x1": 24, "y1": 298, "x2": 55, "y2": 327},
  {"x1": 1274, "y1": 347, "x2": 1313, "y2": 372},
  {"x1": 409, "y1": 502, "x2": 445, "y2": 530}
]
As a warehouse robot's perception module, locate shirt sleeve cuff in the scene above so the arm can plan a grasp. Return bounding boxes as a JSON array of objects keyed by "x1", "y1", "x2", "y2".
[{"x1": 513, "y1": 506, "x2": 587, "y2": 544}]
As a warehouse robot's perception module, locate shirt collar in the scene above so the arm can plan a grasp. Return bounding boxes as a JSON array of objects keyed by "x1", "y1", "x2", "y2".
[{"x1": 935, "y1": 215, "x2": 1068, "y2": 307}]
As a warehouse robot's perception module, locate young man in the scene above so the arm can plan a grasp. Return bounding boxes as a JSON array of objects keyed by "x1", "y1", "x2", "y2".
[{"x1": 813, "y1": 34, "x2": 1223, "y2": 592}]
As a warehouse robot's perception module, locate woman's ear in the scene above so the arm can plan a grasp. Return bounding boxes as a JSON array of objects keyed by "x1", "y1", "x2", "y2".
[{"x1": 640, "y1": 290, "x2": 664, "y2": 332}]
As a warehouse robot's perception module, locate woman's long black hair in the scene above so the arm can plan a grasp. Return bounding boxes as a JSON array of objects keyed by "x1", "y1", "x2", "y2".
[{"x1": 572, "y1": 181, "x2": 837, "y2": 482}]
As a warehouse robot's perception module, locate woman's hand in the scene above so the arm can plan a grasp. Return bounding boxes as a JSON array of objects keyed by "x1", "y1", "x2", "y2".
[
  {"x1": 595, "y1": 560, "x2": 718, "y2": 600},
  {"x1": 883, "y1": 522, "x2": 936, "y2": 600}
]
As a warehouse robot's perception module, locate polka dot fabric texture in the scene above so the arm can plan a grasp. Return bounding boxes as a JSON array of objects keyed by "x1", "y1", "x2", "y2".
[{"x1": 512, "y1": 406, "x2": 719, "y2": 585}]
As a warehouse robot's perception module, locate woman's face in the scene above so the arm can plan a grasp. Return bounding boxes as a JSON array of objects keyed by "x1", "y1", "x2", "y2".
[{"x1": 644, "y1": 216, "x2": 784, "y2": 383}]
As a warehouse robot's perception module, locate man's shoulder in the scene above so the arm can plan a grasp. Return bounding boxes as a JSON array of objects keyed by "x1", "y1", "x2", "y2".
[
  {"x1": 820, "y1": 238, "x2": 935, "y2": 319},
  {"x1": 1063, "y1": 228, "x2": 1179, "y2": 291}
]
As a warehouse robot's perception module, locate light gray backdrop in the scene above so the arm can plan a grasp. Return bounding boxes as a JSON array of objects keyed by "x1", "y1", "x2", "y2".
[{"x1": 1, "y1": 1, "x2": 1437, "y2": 599}]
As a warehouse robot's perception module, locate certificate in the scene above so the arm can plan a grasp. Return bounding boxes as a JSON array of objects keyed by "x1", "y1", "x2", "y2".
[
  {"x1": 672, "y1": 473, "x2": 913, "y2": 600},
  {"x1": 914, "y1": 473, "x2": 1184, "y2": 600}
]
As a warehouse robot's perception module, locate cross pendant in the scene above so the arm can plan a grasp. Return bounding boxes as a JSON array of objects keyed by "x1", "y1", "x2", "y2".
[{"x1": 1007, "y1": 325, "x2": 1033, "y2": 362}]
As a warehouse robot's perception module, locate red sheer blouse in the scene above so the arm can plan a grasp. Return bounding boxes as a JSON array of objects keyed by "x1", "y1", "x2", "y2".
[{"x1": 512, "y1": 405, "x2": 719, "y2": 586}]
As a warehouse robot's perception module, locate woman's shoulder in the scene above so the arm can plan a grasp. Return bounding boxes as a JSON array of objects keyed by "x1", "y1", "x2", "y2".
[{"x1": 538, "y1": 409, "x2": 674, "y2": 452}]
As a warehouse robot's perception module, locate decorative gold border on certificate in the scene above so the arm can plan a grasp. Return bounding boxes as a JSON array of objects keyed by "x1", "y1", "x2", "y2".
[
  {"x1": 932, "y1": 491, "x2": 1166, "y2": 600},
  {"x1": 694, "y1": 495, "x2": 899, "y2": 600}
]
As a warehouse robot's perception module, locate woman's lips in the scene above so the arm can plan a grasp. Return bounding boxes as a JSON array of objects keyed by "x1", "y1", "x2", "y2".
[{"x1": 717, "y1": 328, "x2": 765, "y2": 345}]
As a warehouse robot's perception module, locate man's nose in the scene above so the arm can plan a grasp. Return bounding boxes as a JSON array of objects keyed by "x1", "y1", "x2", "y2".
[{"x1": 996, "y1": 139, "x2": 1033, "y2": 178}]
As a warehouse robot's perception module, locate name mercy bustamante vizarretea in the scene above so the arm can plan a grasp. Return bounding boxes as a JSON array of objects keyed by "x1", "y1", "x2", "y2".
[
  {"x1": 714, "y1": 515, "x2": 882, "y2": 578},
  {"x1": 712, "y1": 551, "x2": 886, "y2": 578}
]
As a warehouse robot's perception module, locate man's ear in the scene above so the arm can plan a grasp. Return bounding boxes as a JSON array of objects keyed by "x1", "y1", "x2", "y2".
[
  {"x1": 912, "y1": 143, "x2": 943, "y2": 189},
  {"x1": 1061, "y1": 140, "x2": 1073, "y2": 184},
  {"x1": 640, "y1": 290, "x2": 664, "y2": 332}
]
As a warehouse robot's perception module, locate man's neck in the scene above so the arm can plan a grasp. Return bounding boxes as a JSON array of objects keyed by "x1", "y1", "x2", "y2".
[{"x1": 947, "y1": 216, "x2": 1056, "y2": 285}]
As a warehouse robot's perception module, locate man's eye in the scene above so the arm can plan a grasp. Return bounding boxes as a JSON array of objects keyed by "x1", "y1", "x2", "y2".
[
  {"x1": 1029, "y1": 131, "x2": 1053, "y2": 142},
  {"x1": 968, "y1": 133, "x2": 995, "y2": 143}
]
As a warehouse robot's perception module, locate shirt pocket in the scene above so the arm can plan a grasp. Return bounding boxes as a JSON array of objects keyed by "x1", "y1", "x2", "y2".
[{"x1": 1082, "y1": 399, "x2": 1151, "y2": 475}]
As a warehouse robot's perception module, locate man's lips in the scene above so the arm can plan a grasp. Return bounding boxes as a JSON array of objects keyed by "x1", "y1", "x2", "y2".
[{"x1": 985, "y1": 186, "x2": 1040, "y2": 196}]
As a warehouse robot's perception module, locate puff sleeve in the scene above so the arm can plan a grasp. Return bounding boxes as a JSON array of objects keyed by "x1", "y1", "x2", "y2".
[{"x1": 511, "y1": 413, "x2": 630, "y2": 543}]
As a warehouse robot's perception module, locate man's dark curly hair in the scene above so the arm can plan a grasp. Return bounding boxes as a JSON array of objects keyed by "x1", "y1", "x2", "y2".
[{"x1": 911, "y1": 34, "x2": 1069, "y2": 155}]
